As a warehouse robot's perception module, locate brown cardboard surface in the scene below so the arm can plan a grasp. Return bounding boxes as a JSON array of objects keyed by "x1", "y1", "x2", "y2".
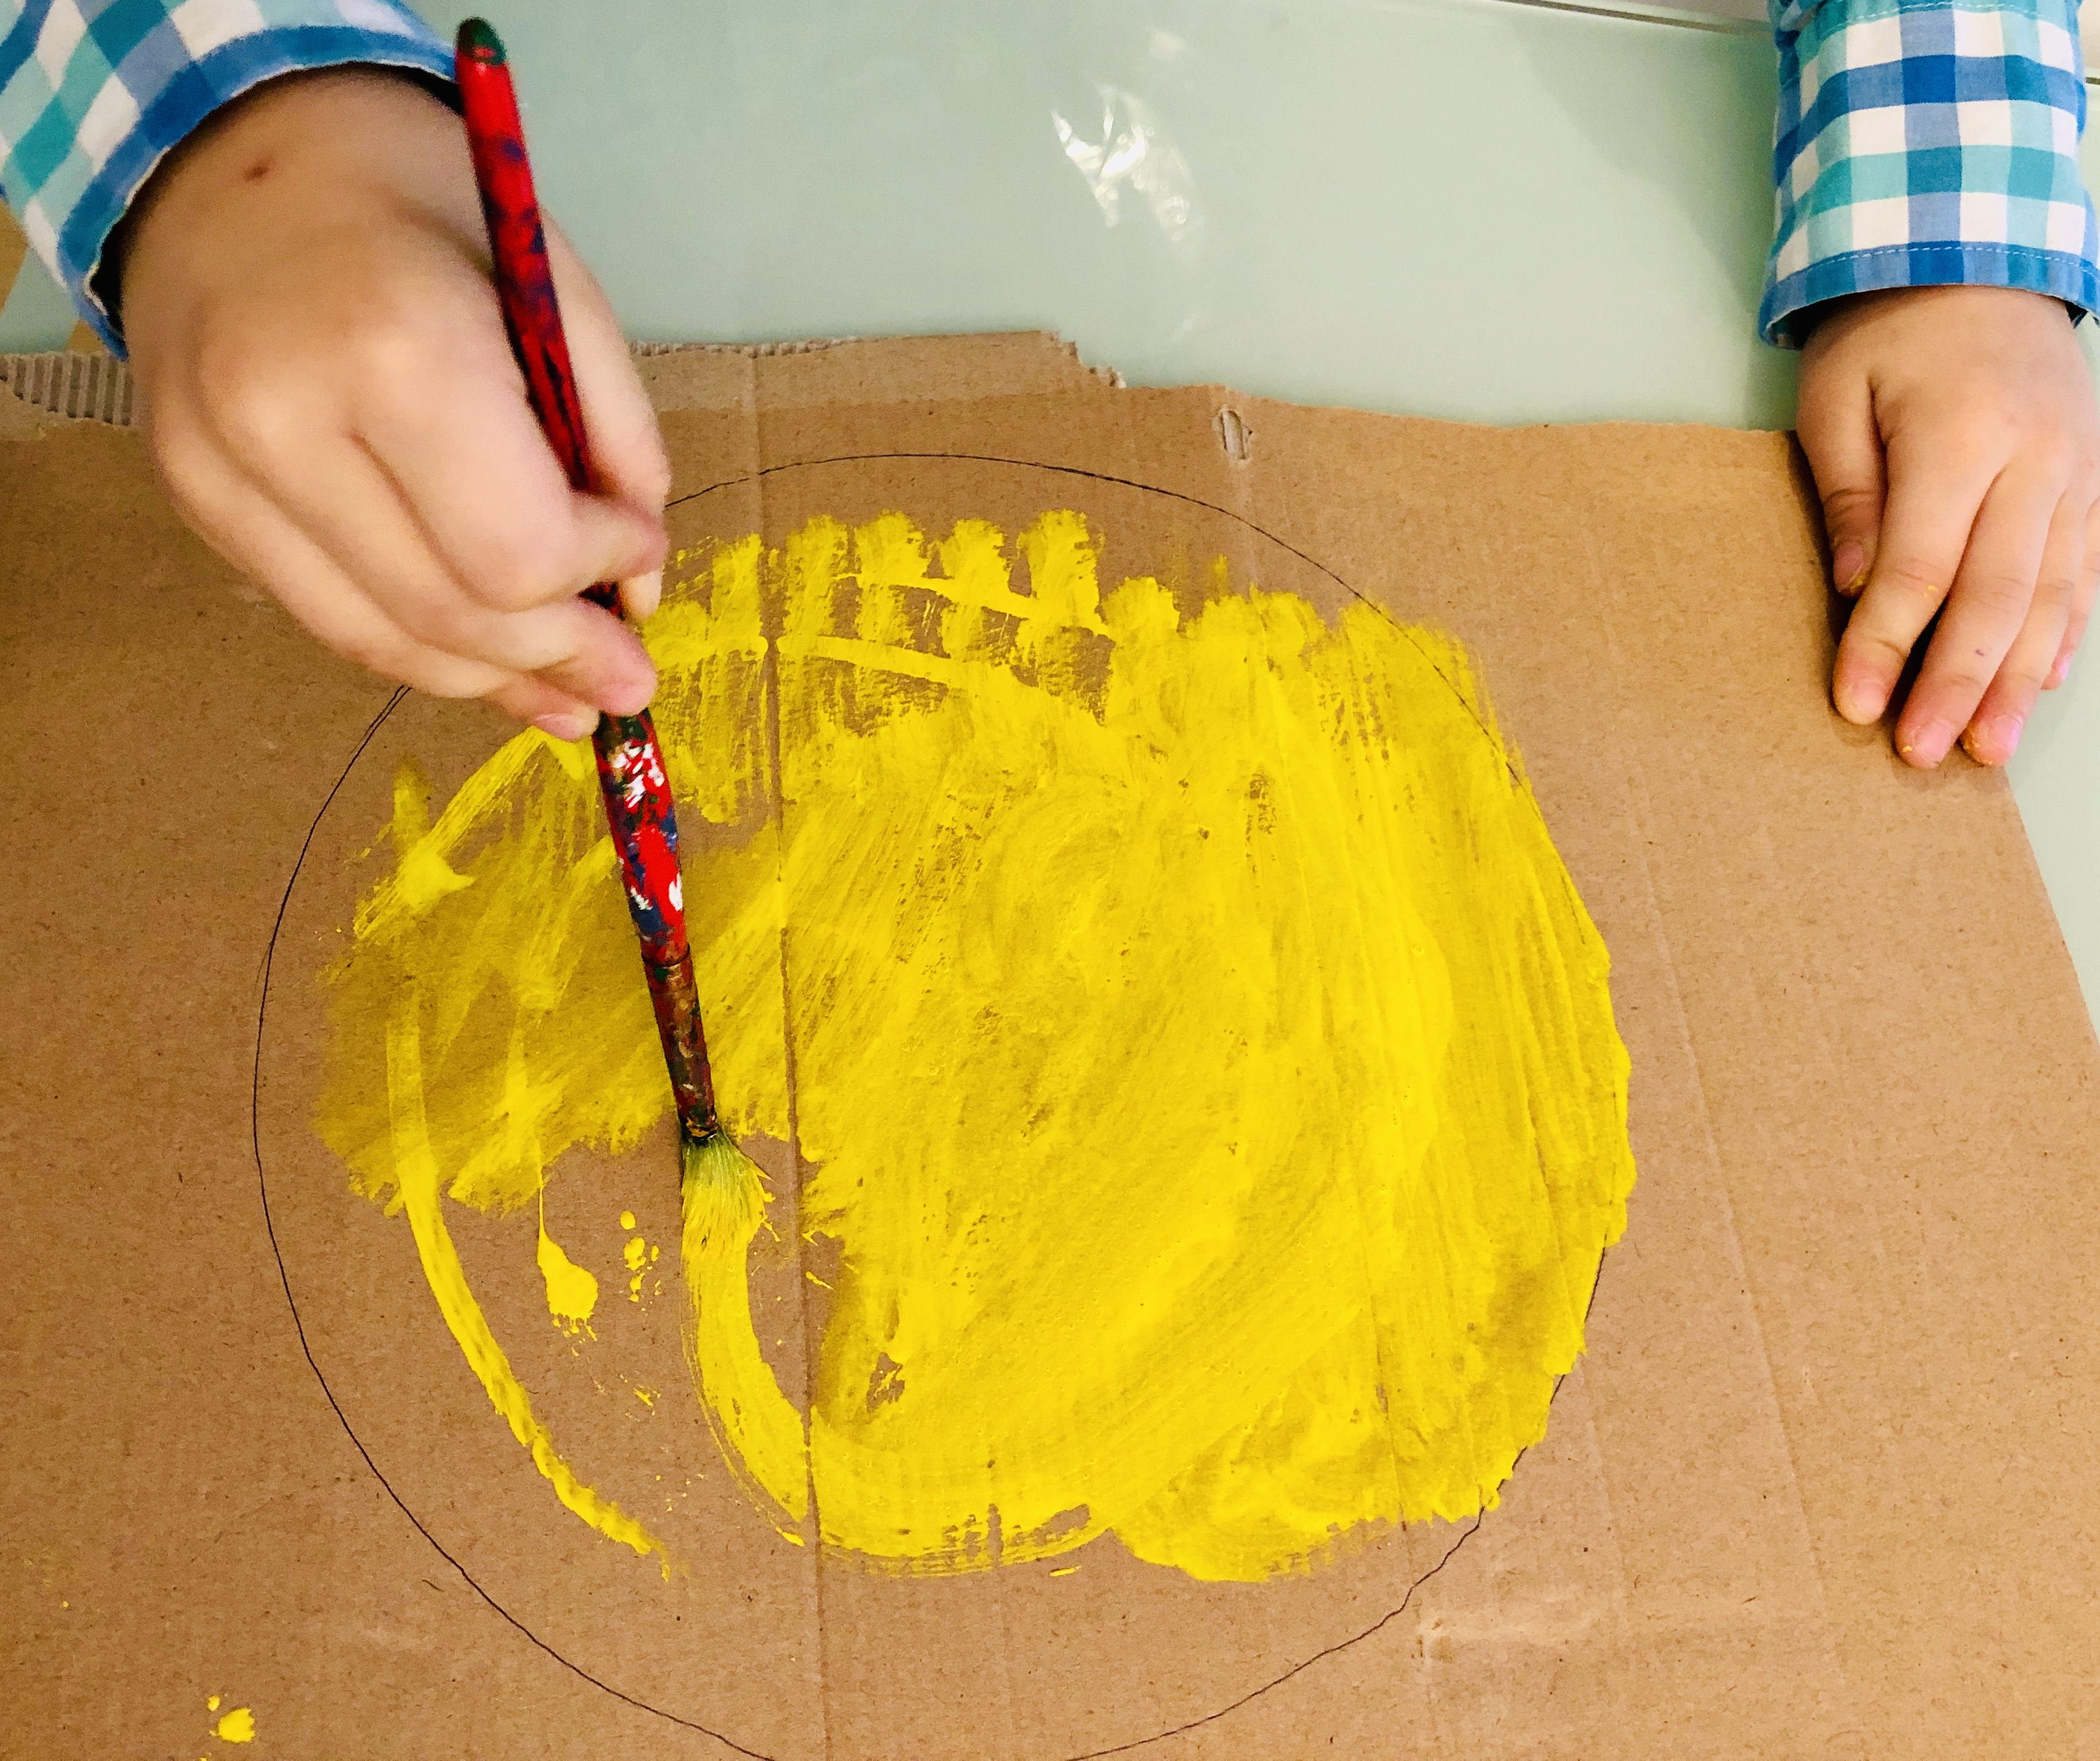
[{"x1": 4, "y1": 333, "x2": 2098, "y2": 1759}]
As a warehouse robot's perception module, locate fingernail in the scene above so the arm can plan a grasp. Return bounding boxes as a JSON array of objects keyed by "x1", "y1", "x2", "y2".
[
  {"x1": 2047, "y1": 651, "x2": 2074, "y2": 690},
  {"x1": 1834, "y1": 674, "x2": 1888, "y2": 724},
  {"x1": 1960, "y1": 712, "x2": 2024, "y2": 766},
  {"x1": 622, "y1": 568, "x2": 663, "y2": 622},
  {"x1": 1897, "y1": 718, "x2": 1953, "y2": 766},
  {"x1": 534, "y1": 709, "x2": 598, "y2": 741},
  {"x1": 1831, "y1": 541, "x2": 1866, "y2": 594}
]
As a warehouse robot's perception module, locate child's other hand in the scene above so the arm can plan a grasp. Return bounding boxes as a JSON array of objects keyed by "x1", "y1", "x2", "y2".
[
  {"x1": 119, "y1": 69, "x2": 669, "y2": 740},
  {"x1": 1796, "y1": 284, "x2": 2100, "y2": 768}
]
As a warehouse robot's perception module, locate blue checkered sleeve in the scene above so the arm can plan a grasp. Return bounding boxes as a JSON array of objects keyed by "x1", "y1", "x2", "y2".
[
  {"x1": 0, "y1": 0, "x2": 452, "y2": 352},
  {"x1": 1763, "y1": 0, "x2": 2100, "y2": 344}
]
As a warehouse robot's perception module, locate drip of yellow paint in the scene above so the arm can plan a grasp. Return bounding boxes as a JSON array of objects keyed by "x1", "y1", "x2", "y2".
[
  {"x1": 535, "y1": 1196, "x2": 598, "y2": 1336},
  {"x1": 318, "y1": 509, "x2": 1634, "y2": 1584},
  {"x1": 377, "y1": 995, "x2": 666, "y2": 1569},
  {"x1": 213, "y1": 1706, "x2": 254, "y2": 1743}
]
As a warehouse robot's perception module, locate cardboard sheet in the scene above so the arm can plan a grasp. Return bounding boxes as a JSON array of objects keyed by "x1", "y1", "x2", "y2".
[{"x1": 5, "y1": 333, "x2": 2099, "y2": 1759}]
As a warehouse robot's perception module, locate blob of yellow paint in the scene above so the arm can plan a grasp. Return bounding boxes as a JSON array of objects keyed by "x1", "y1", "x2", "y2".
[
  {"x1": 318, "y1": 508, "x2": 1634, "y2": 1584},
  {"x1": 535, "y1": 1205, "x2": 598, "y2": 1336},
  {"x1": 212, "y1": 1705, "x2": 254, "y2": 1743}
]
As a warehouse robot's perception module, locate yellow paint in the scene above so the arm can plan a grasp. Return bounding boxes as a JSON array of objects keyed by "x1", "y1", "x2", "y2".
[
  {"x1": 619, "y1": 1209, "x2": 637, "y2": 1231},
  {"x1": 212, "y1": 1706, "x2": 253, "y2": 1743},
  {"x1": 535, "y1": 1200, "x2": 598, "y2": 1336},
  {"x1": 376, "y1": 995, "x2": 666, "y2": 1569},
  {"x1": 319, "y1": 509, "x2": 1633, "y2": 1584},
  {"x1": 206, "y1": 1697, "x2": 219, "y2": 1712},
  {"x1": 621, "y1": 1228, "x2": 660, "y2": 1303}
]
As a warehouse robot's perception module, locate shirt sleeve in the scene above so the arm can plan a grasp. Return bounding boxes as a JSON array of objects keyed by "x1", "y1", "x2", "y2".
[
  {"x1": 1762, "y1": 0, "x2": 2100, "y2": 345},
  {"x1": 0, "y1": 0, "x2": 454, "y2": 353}
]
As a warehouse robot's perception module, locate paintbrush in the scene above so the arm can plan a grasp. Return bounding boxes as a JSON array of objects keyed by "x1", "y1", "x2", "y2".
[{"x1": 455, "y1": 17, "x2": 762, "y2": 1233}]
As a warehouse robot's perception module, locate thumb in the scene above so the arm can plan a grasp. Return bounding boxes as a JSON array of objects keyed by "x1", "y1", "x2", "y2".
[{"x1": 1795, "y1": 356, "x2": 1886, "y2": 598}]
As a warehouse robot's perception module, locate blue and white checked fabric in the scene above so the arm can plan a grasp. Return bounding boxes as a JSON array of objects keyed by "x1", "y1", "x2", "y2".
[
  {"x1": 0, "y1": 0, "x2": 450, "y2": 350},
  {"x1": 1764, "y1": 0, "x2": 2100, "y2": 342}
]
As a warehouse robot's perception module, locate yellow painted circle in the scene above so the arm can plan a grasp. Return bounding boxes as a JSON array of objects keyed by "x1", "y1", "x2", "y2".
[{"x1": 320, "y1": 506, "x2": 1634, "y2": 1585}]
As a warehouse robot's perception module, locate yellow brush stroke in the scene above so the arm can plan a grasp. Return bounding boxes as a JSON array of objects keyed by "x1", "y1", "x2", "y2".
[
  {"x1": 381, "y1": 996, "x2": 665, "y2": 1568},
  {"x1": 319, "y1": 508, "x2": 1634, "y2": 1584},
  {"x1": 212, "y1": 1707, "x2": 255, "y2": 1744}
]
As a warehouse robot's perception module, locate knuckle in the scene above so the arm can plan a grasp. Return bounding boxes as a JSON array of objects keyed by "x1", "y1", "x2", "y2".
[
  {"x1": 395, "y1": 594, "x2": 485, "y2": 658},
  {"x1": 1843, "y1": 626, "x2": 1915, "y2": 674},
  {"x1": 635, "y1": 451, "x2": 674, "y2": 508},
  {"x1": 1820, "y1": 483, "x2": 1881, "y2": 529},
  {"x1": 461, "y1": 542, "x2": 557, "y2": 611},
  {"x1": 1964, "y1": 407, "x2": 2026, "y2": 458},
  {"x1": 1997, "y1": 658, "x2": 2050, "y2": 698},
  {"x1": 193, "y1": 325, "x2": 303, "y2": 456},
  {"x1": 1958, "y1": 572, "x2": 2036, "y2": 626},
  {"x1": 338, "y1": 626, "x2": 412, "y2": 682},
  {"x1": 1925, "y1": 659, "x2": 1994, "y2": 704},
  {"x1": 2034, "y1": 568, "x2": 2080, "y2": 611},
  {"x1": 1873, "y1": 557, "x2": 1953, "y2": 607}
]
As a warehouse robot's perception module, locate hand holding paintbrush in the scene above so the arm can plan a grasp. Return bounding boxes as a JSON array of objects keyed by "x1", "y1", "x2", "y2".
[{"x1": 456, "y1": 18, "x2": 763, "y2": 1223}]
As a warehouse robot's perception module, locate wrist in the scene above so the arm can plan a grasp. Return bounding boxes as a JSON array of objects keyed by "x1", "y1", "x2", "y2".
[{"x1": 110, "y1": 67, "x2": 463, "y2": 333}]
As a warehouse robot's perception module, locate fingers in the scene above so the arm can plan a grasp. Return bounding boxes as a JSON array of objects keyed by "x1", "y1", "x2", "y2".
[
  {"x1": 238, "y1": 430, "x2": 658, "y2": 712},
  {"x1": 155, "y1": 396, "x2": 634, "y2": 726},
  {"x1": 490, "y1": 676, "x2": 602, "y2": 740},
  {"x1": 2051, "y1": 507, "x2": 2100, "y2": 690},
  {"x1": 1831, "y1": 431, "x2": 1997, "y2": 730},
  {"x1": 547, "y1": 219, "x2": 671, "y2": 620},
  {"x1": 306, "y1": 248, "x2": 666, "y2": 625},
  {"x1": 1956, "y1": 487, "x2": 2084, "y2": 765},
  {"x1": 162, "y1": 444, "x2": 593, "y2": 723},
  {"x1": 1794, "y1": 353, "x2": 1885, "y2": 597},
  {"x1": 351, "y1": 351, "x2": 666, "y2": 615}
]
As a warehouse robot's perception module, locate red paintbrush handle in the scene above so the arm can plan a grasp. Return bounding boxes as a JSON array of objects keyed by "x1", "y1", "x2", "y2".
[
  {"x1": 455, "y1": 18, "x2": 720, "y2": 1141},
  {"x1": 595, "y1": 714, "x2": 720, "y2": 1138},
  {"x1": 454, "y1": 20, "x2": 612, "y2": 611}
]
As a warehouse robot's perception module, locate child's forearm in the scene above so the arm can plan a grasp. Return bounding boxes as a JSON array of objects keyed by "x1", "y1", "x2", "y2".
[{"x1": 0, "y1": 0, "x2": 452, "y2": 353}]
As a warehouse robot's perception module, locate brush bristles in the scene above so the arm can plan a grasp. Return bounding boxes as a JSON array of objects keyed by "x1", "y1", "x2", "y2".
[{"x1": 679, "y1": 1128, "x2": 766, "y2": 1255}]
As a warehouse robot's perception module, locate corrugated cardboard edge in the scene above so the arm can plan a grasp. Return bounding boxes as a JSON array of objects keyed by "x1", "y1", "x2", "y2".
[
  {"x1": 0, "y1": 350, "x2": 134, "y2": 433},
  {"x1": 0, "y1": 333, "x2": 1125, "y2": 437}
]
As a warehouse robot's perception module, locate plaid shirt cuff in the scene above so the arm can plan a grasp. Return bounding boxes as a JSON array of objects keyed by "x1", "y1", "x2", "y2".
[
  {"x1": 0, "y1": 1, "x2": 454, "y2": 354},
  {"x1": 1762, "y1": 0, "x2": 2100, "y2": 345}
]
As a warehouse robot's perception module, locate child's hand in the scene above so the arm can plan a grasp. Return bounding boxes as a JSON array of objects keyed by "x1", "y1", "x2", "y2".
[
  {"x1": 118, "y1": 69, "x2": 669, "y2": 740},
  {"x1": 1796, "y1": 284, "x2": 2100, "y2": 768}
]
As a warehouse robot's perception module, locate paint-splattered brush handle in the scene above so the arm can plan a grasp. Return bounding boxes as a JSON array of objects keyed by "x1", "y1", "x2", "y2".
[{"x1": 456, "y1": 18, "x2": 721, "y2": 1143}]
